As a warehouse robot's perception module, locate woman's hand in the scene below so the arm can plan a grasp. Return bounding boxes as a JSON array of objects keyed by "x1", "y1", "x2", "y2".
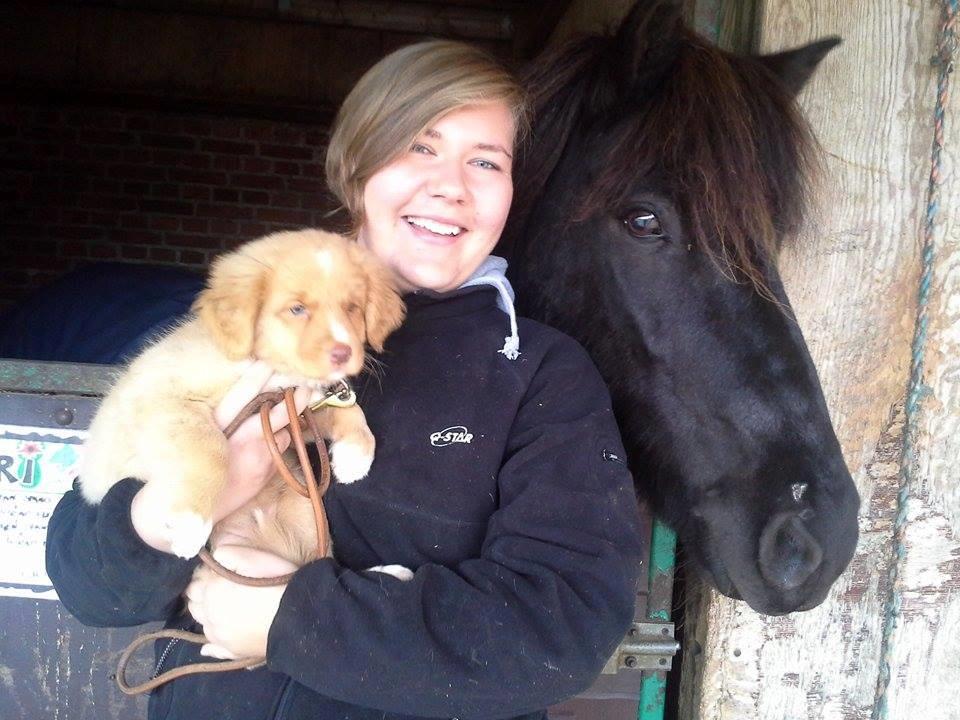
[
  {"x1": 185, "y1": 544, "x2": 295, "y2": 659},
  {"x1": 130, "y1": 360, "x2": 323, "y2": 553}
]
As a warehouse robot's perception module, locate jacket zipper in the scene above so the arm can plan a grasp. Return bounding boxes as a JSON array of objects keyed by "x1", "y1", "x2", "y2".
[
  {"x1": 602, "y1": 449, "x2": 625, "y2": 464},
  {"x1": 152, "y1": 638, "x2": 180, "y2": 679}
]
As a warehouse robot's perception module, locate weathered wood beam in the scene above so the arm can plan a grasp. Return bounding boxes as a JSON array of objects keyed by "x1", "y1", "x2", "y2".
[{"x1": 65, "y1": 0, "x2": 518, "y2": 40}]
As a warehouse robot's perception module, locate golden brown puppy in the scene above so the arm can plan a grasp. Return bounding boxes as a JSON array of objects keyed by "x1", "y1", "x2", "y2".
[{"x1": 79, "y1": 229, "x2": 406, "y2": 560}]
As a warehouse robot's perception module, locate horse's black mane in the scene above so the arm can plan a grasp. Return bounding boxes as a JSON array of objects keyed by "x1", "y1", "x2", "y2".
[{"x1": 510, "y1": 11, "x2": 819, "y2": 293}]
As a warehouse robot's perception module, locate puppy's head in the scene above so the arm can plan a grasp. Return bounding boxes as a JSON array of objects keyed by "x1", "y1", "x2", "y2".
[{"x1": 194, "y1": 229, "x2": 405, "y2": 382}]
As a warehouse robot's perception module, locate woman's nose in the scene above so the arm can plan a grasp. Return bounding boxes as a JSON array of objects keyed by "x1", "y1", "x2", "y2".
[{"x1": 426, "y1": 160, "x2": 468, "y2": 204}]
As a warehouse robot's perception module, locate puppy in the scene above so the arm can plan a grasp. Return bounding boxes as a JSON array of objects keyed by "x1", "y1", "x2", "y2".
[{"x1": 79, "y1": 229, "x2": 406, "y2": 561}]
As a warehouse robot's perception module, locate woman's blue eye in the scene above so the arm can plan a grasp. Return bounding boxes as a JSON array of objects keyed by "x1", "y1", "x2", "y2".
[
  {"x1": 289, "y1": 303, "x2": 307, "y2": 316},
  {"x1": 472, "y1": 159, "x2": 501, "y2": 171},
  {"x1": 411, "y1": 143, "x2": 434, "y2": 155}
]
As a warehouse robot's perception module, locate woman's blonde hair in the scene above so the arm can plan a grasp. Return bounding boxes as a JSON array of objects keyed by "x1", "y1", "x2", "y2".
[{"x1": 325, "y1": 40, "x2": 527, "y2": 231}]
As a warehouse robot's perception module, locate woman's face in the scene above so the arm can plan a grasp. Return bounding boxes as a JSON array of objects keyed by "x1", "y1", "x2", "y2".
[{"x1": 358, "y1": 102, "x2": 515, "y2": 293}]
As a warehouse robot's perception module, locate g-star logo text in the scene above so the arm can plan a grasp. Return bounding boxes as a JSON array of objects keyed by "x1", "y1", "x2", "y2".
[{"x1": 430, "y1": 426, "x2": 474, "y2": 447}]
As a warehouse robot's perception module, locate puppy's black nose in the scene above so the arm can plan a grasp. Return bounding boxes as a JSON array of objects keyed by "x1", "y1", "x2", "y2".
[{"x1": 330, "y1": 344, "x2": 352, "y2": 367}]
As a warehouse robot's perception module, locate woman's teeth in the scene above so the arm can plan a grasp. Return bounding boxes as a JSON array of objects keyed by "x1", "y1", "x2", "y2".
[{"x1": 405, "y1": 216, "x2": 463, "y2": 236}]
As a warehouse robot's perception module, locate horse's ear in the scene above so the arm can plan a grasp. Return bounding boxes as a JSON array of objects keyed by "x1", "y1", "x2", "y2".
[
  {"x1": 608, "y1": 0, "x2": 685, "y2": 97},
  {"x1": 757, "y1": 37, "x2": 841, "y2": 97}
]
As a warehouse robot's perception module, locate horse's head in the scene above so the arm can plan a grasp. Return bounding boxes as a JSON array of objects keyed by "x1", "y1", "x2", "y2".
[{"x1": 501, "y1": 0, "x2": 859, "y2": 615}]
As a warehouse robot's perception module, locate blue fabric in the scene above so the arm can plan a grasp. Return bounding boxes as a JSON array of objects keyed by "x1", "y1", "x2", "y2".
[{"x1": 0, "y1": 262, "x2": 204, "y2": 365}]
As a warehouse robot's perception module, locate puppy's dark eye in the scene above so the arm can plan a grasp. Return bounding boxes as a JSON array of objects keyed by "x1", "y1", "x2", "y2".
[
  {"x1": 289, "y1": 303, "x2": 308, "y2": 317},
  {"x1": 622, "y1": 209, "x2": 665, "y2": 240}
]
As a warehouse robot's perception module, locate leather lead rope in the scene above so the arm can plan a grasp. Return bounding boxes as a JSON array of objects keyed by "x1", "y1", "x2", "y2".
[{"x1": 116, "y1": 386, "x2": 338, "y2": 695}]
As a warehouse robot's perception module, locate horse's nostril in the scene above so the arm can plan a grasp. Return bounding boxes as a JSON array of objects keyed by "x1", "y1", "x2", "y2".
[
  {"x1": 330, "y1": 343, "x2": 352, "y2": 366},
  {"x1": 759, "y1": 512, "x2": 824, "y2": 592}
]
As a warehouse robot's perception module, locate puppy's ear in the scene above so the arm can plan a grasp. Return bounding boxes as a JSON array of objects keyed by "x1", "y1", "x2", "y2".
[
  {"x1": 352, "y1": 246, "x2": 405, "y2": 352},
  {"x1": 193, "y1": 250, "x2": 268, "y2": 360}
]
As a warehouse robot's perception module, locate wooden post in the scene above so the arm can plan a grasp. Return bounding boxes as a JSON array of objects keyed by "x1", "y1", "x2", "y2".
[{"x1": 680, "y1": 0, "x2": 960, "y2": 717}]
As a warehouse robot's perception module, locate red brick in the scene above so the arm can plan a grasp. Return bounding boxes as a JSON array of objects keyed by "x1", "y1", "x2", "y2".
[
  {"x1": 110, "y1": 164, "x2": 166, "y2": 182},
  {"x1": 238, "y1": 222, "x2": 267, "y2": 238},
  {"x1": 211, "y1": 121, "x2": 243, "y2": 140},
  {"x1": 181, "y1": 218, "x2": 209, "y2": 233},
  {"x1": 181, "y1": 185, "x2": 211, "y2": 201},
  {"x1": 115, "y1": 229, "x2": 163, "y2": 245},
  {"x1": 79, "y1": 129, "x2": 135, "y2": 146},
  {"x1": 123, "y1": 181, "x2": 150, "y2": 195},
  {"x1": 213, "y1": 155, "x2": 241, "y2": 172},
  {"x1": 81, "y1": 194, "x2": 138, "y2": 211},
  {"x1": 243, "y1": 124, "x2": 274, "y2": 142},
  {"x1": 213, "y1": 188, "x2": 239, "y2": 203},
  {"x1": 149, "y1": 247, "x2": 176, "y2": 262},
  {"x1": 286, "y1": 178, "x2": 324, "y2": 193},
  {"x1": 89, "y1": 212, "x2": 121, "y2": 227},
  {"x1": 271, "y1": 192, "x2": 300, "y2": 208},
  {"x1": 90, "y1": 178, "x2": 121, "y2": 194},
  {"x1": 208, "y1": 218, "x2": 237, "y2": 235},
  {"x1": 165, "y1": 233, "x2": 223, "y2": 249},
  {"x1": 169, "y1": 168, "x2": 227, "y2": 185},
  {"x1": 259, "y1": 144, "x2": 313, "y2": 161},
  {"x1": 121, "y1": 214, "x2": 149, "y2": 229},
  {"x1": 179, "y1": 249, "x2": 207, "y2": 265},
  {"x1": 55, "y1": 226, "x2": 103, "y2": 240},
  {"x1": 201, "y1": 139, "x2": 255, "y2": 155},
  {"x1": 61, "y1": 210, "x2": 90, "y2": 224},
  {"x1": 181, "y1": 118, "x2": 212, "y2": 136},
  {"x1": 89, "y1": 243, "x2": 119, "y2": 259},
  {"x1": 195, "y1": 203, "x2": 254, "y2": 219},
  {"x1": 66, "y1": 110, "x2": 123, "y2": 130},
  {"x1": 240, "y1": 190, "x2": 269, "y2": 204},
  {"x1": 231, "y1": 173, "x2": 284, "y2": 190},
  {"x1": 256, "y1": 207, "x2": 311, "y2": 225},
  {"x1": 241, "y1": 157, "x2": 272, "y2": 173},
  {"x1": 140, "y1": 199, "x2": 193, "y2": 215},
  {"x1": 149, "y1": 216, "x2": 180, "y2": 231},
  {"x1": 272, "y1": 160, "x2": 301, "y2": 176},
  {"x1": 122, "y1": 147, "x2": 153, "y2": 164},
  {"x1": 153, "y1": 150, "x2": 210, "y2": 169},
  {"x1": 153, "y1": 117, "x2": 183, "y2": 134},
  {"x1": 124, "y1": 116, "x2": 153, "y2": 132},
  {"x1": 120, "y1": 244, "x2": 149, "y2": 259},
  {"x1": 141, "y1": 134, "x2": 196, "y2": 151},
  {"x1": 59, "y1": 240, "x2": 88, "y2": 257},
  {"x1": 151, "y1": 183, "x2": 180, "y2": 198}
]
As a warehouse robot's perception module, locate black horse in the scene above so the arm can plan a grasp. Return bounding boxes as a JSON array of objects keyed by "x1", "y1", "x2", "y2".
[{"x1": 500, "y1": 1, "x2": 859, "y2": 615}]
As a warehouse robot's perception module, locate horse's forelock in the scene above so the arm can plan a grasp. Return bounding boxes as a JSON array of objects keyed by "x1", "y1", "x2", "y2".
[{"x1": 573, "y1": 30, "x2": 819, "y2": 296}]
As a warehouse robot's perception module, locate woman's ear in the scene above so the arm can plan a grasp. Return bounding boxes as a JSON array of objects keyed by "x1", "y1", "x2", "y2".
[
  {"x1": 193, "y1": 249, "x2": 268, "y2": 360},
  {"x1": 353, "y1": 247, "x2": 405, "y2": 352}
]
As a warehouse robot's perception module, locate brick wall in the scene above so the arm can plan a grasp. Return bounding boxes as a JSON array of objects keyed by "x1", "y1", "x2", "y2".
[{"x1": 0, "y1": 102, "x2": 341, "y2": 311}]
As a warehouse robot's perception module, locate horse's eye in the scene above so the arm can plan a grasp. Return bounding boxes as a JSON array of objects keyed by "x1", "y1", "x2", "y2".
[{"x1": 623, "y1": 210, "x2": 664, "y2": 239}]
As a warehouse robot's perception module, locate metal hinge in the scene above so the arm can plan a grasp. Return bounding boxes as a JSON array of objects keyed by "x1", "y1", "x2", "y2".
[{"x1": 602, "y1": 622, "x2": 680, "y2": 673}]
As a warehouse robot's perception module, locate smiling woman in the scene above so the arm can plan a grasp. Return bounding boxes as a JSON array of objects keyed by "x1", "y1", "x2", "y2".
[{"x1": 44, "y1": 38, "x2": 646, "y2": 720}]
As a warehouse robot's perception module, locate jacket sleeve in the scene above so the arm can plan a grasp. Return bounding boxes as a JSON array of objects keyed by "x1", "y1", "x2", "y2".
[
  {"x1": 266, "y1": 338, "x2": 647, "y2": 719},
  {"x1": 45, "y1": 478, "x2": 198, "y2": 627}
]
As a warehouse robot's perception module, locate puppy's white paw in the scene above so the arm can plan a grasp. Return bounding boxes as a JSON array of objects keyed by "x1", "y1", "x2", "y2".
[
  {"x1": 367, "y1": 564, "x2": 414, "y2": 581},
  {"x1": 330, "y1": 440, "x2": 373, "y2": 484},
  {"x1": 165, "y1": 511, "x2": 213, "y2": 559}
]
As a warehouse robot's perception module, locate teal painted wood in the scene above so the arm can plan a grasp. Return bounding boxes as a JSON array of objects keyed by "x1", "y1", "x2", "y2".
[{"x1": 637, "y1": 519, "x2": 678, "y2": 720}]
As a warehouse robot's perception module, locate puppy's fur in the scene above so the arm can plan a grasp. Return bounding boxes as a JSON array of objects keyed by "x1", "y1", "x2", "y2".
[{"x1": 80, "y1": 229, "x2": 405, "y2": 561}]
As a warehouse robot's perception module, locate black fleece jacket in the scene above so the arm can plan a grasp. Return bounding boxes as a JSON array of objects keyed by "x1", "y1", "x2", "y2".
[{"x1": 46, "y1": 285, "x2": 646, "y2": 720}]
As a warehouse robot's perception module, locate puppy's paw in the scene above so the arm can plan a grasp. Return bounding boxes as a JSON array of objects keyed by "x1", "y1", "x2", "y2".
[
  {"x1": 165, "y1": 511, "x2": 213, "y2": 559},
  {"x1": 366, "y1": 564, "x2": 414, "y2": 581},
  {"x1": 330, "y1": 440, "x2": 373, "y2": 484}
]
